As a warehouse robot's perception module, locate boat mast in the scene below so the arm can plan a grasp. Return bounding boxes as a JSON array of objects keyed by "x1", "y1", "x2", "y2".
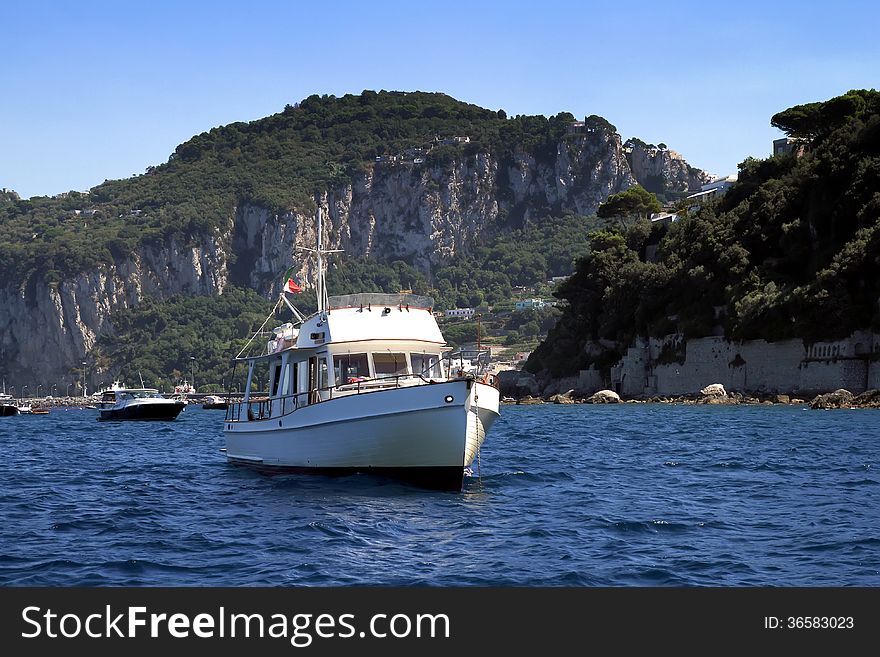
[
  {"x1": 297, "y1": 203, "x2": 342, "y2": 315},
  {"x1": 316, "y1": 207, "x2": 326, "y2": 313}
]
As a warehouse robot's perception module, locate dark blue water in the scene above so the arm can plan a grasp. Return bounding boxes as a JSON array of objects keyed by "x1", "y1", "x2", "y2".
[{"x1": 1, "y1": 404, "x2": 878, "y2": 586}]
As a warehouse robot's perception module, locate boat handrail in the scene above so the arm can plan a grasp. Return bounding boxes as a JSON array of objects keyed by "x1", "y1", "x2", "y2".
[
  {"x1": 442, "y1": 348, "x2": 492, "y2": 376},
  {"x1": 328, "y1": 292, "x2": 434, "y2": 311},
  {"x1": 224, "y1": 371, "x2": 463, "y2": 423}
]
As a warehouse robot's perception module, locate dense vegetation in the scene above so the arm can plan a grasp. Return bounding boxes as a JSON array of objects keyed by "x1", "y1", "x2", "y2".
[
  {"x1": 88, "y1": 211, "x2": 607, "y2": 387},
  {"x1": 596, "y1": 185, "x2": 662, "y2": 226},
  {"x1": 528, "y1": 90, "x2": 880, "y2": 377},
  {"x1": 326, "y1": 211, "x2": 612, "y2": 309},
  {"x1": 90, "y1": 287, "x2": 274, "y2": 393},
  {"x1": 0, "y1": 91, "x2": 588, "y2": 285}
]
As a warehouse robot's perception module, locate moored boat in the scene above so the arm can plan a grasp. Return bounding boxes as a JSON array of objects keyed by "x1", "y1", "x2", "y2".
[
  {"x1": 97, "y1": 388, "x2": 186, "y2": 421},
  {"x1": 202, "y1": 395, "x2": 228, "y2": 410},
  {"x1": 0, "y1": 403, "x2": 19, "y2": 417},
  {"x1": 223, "y1": 210, "x2": 500, "y2": 490},
  {"x1": 0, "y1": 392, "x2": 19, "y2": 416}
]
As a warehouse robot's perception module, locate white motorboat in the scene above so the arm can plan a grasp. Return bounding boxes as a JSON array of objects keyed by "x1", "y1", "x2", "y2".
[
  {"x1": 223, "y1": 210, "x2": 500, "y2": 490},
  {"x1": 97, "y1": 388, "x2": 185, "y2": 421},
  {"x1": 0, "y1": 396, "x2": 19, "y2": 417},
  {"x1": 202, "y1": 395, "x2": 228, "y2": 410}
]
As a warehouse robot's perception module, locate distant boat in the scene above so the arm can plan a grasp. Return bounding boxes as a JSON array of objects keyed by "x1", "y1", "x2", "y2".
[
  {"x1": 91, "y1": 380, "x2": 124, "y2": 399},
  {"x1": 16, "y1": 402, "x2": 32, "y2": 414},
  {"x1": 174, "y1": 380, "x2": 196, "y2": 395},
  {"x1": 0, "y1": 392, "x2": 16, "y2": 416},
  {"x1": 0, "y1": 403, "x2": 19, "y2": 417},
  {"x1": 97, "y1": 388, "x2": 185, "y2": 421},
  {"x1": 202, "y1": 395, "x2": 228, "y2": 410},
  {"x1": 32, "y1": 408, "x2": 50, "y2": 415}
]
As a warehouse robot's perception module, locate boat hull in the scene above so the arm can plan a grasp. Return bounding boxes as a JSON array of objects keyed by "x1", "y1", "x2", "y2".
[
  {"x1": 224, "y1": 379, "x2": 499, "y2": 490},
  {"x1": 98, "y1": 400, "x2": 185, "y2": 421},
  {"x1": 0, "y1": 405, "x2": 20, "y2": 417}
]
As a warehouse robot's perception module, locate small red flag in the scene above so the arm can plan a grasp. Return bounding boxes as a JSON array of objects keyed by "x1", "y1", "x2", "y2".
[{"x1": 284, "y1": 277, "x2": 302, "y2": 294}]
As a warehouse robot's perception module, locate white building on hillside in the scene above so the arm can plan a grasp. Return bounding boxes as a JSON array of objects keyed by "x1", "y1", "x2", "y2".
[
  {"x1": 685, "y1": 174, "x2": 738, "y2": 209},
  {"x1": 515, "y1": 299, "x2": 547, "y2": 311}
]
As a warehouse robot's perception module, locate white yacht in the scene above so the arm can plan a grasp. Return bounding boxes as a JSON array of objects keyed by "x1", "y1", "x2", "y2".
[
  {"x1": 97, "y1": 388, "x2": 186, "y2": 421},
  {"x1": 202, "y1": 395, "x2": 228, "y2": 410},
  {"x1": 0, "y1": 393, "x2": 19, "y2": 417},
  {"x1": 223, "y1": 211, "x2": 500, "y2": 490}
]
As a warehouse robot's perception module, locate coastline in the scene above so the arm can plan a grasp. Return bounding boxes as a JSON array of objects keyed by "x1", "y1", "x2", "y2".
[
  {"x1": 507, "y1": 387, "x2": 880, "y2": 409},
  {"x1": 1, "y1": 395, "x2": 244, "y2": 410}
]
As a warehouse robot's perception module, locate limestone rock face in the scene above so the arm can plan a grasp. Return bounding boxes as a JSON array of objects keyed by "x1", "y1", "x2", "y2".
[
  {"x1": 625, "y1": 141, "x2": 712, "y2": 193},
  {"x1": 0, "y1": 232, "x2": 228, "y2": 385},
  {"x1": 0, "y1": 129, "x2": 678, "y2": 384}
]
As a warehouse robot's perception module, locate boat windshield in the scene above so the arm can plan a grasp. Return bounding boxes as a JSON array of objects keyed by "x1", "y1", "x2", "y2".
[
  {"x1": 334, "y1": 353, "x2": 370, "y2": 384},
  {"x1": 373, "y1": 352, "x2": 408, "y2": 377},
  {"x1": 411, "y1": 353, "x2": 442, "y2": 378},
  {"x1": 122, "y1": 391, "x2": 163, "y2": 399}
]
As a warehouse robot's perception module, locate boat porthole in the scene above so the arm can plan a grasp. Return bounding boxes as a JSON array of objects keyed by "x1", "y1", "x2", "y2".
[
  {"x1": 279, "y1": 420, "x2": 282, "y2": 427},
  {"x1": 444, "y1": 395, "x2": 454, "y2": 403}
]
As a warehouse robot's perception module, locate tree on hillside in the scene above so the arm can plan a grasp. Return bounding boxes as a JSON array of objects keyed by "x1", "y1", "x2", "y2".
[
  {"x1": 596, "y1": 185, "x2": 662, "y2": 229},
  {"x1": 771, "y1": 91, "x2": 868, "y2": 142}
]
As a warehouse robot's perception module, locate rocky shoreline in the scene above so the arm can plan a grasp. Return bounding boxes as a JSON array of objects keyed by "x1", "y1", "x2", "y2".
[
  {"x1": 2, "y1": 395, "x2": 244, "y2": 410},
  {"x1": 2, "y1": 396, "x2": 96, "y2": 409},
  {"x1": 507, "y1": 386, "x2": 880, "y2": 409}
]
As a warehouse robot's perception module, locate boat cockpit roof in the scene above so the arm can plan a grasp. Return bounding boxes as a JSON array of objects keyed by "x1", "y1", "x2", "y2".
[
  {"x1": 328, "y1": 293, "x2": 433, "y2": 311},
  {"x1": 112, "y1": 388, "x2": 160, "y2": 393}
]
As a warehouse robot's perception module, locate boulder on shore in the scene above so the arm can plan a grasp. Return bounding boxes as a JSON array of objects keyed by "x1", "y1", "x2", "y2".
[
  {"x1": 700, "y1": 383, "x2": 727, "y2": 397},
  {"x1": 586, "y1": 389, "x2": 621, "y2": 404},
  {"x1": 852, "y1": 389, "x2": 880, "y2": 408},
  {"x1": 809, "y1": 389, "x2": 854, "y2": 410},
  {"x1": 547, "y1": 389, "x2": 576, "y2": 404}
]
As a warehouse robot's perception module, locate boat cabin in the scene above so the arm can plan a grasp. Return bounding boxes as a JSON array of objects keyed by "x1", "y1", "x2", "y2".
[
  {"x1": 228, "y1": 293, "x2": 458, "y2": 422},
  {"x1": 100, "y1": 388, "x2": 164, "y2": 404}
]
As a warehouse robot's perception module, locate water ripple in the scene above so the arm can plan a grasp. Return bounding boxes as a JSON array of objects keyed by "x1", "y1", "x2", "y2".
[{"x1": 0, "y1": 404, "x2": 879, "y2": 585}]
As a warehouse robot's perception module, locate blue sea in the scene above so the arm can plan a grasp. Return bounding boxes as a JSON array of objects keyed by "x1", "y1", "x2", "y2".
[{"x1": 0, "y1": 404, "x2": 878, "y2": 586}]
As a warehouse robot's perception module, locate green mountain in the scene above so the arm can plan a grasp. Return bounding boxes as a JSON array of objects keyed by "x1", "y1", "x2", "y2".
[{"x1": 0, "y1": 90, "x2": 707, "y2": 390}]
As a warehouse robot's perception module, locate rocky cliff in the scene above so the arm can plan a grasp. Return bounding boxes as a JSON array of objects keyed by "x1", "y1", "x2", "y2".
[
  {"x1": 0, "y1": 233, "x2": 228, "y2": 388},
  {"x1": 1, "y1": 127, "x2": 703, "y2": 387},
  {"x1": 235, "y1": 129, "x2": 637, "y2": 292},
  {"x1": 625, "y1": 140, "x2": 712, "y2": 193}
]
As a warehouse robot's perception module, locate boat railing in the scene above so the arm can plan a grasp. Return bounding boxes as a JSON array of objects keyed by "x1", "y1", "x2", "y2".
[
  {"x1": 225, "y1": 371, "x2": 448, "y2": 423},
  {"x1": 443, "y1": 349, "x2": 492, "y2": 377}
]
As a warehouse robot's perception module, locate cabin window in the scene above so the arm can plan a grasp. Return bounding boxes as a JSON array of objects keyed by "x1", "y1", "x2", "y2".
[
  {"x1": 280, "y1": 362, "x2": 291, "y2": 397},
  {"x1": 411, "y1": 353, "x2": 441, "y2": 378},
  {"x1": 373, "y1": 352, "x2": 408, "y2": 377},
  {"x1": 318, "y1": 357, "x2": 330, "y2": 389},
  {"x1": 289, "y1": 362, "x2": 299, "y2": 395},
  {"x1": 270, "y1": 363, "x2": 282, "y2": 396},
  {"x1": 334, "y1": 353, "x2": 370, "y2": 384}
]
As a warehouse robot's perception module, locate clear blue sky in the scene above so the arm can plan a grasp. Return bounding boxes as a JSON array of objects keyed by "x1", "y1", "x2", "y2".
[{"x1": 3, "y1": 0, "x2": 878, "y2": 199}]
